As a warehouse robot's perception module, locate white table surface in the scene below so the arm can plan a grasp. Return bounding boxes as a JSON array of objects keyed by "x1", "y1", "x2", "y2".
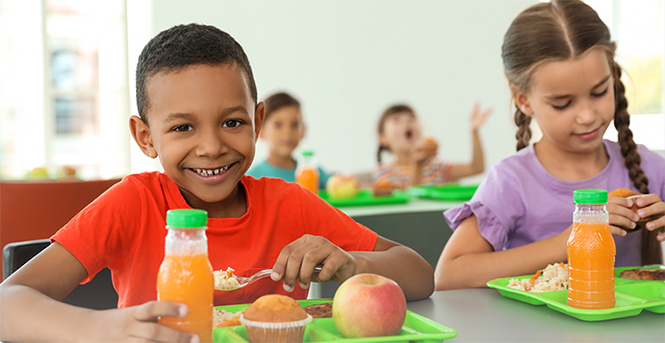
[
  {"x1": 338, "y1": 198, "x2": 465, "y2": 217},
  {"x1": 407, "y1": 288, "x2": 665, "y2": 343}
]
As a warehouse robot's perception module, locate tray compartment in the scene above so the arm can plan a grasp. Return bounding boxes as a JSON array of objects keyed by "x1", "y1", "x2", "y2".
[
  {"x1": 213, "y1": 299, "x2": 457, "y2": 343},
  {"x1": 487, "y1": 268, "x2": 665, "y2": 321}
]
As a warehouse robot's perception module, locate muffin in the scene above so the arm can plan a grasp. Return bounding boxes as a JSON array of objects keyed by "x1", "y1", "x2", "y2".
[{"x1": 240, "y1": 294, "x2": 312, "y2": 343}]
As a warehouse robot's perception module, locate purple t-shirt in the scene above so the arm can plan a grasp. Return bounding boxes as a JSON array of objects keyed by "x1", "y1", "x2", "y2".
[{"x1": 444, "y1": 140, "x2": 665, "y2": 267}]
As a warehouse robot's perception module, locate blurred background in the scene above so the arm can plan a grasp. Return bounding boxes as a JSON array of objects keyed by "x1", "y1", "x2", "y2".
[{"x1": 0, "y1": 0, "x2": 663, "y2": 182}]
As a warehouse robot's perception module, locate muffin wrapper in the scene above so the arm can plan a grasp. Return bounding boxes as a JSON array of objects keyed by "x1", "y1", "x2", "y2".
[{"x1": 240, "y1": 314, "x2": 312, "y2": 343}]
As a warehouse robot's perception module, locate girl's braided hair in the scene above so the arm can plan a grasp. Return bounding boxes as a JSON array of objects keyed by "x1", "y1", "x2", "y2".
[{"x1": 502, "y1": 0, "x2": 661, "y2": 264}]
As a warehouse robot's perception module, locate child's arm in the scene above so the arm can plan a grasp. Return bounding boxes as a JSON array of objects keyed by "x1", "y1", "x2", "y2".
[
  {"x1": 434, "y1": 215, "x2": 570, "y2": 290},
  {"x1": 0, "y1": 243, "x2": 196, "y2": 343},
  {"x1": 447, "y1": 104, "x2": 492, "y2": 182},
  {"x1": 270, "y1": 235, "x2": 434, "y2": 301}
]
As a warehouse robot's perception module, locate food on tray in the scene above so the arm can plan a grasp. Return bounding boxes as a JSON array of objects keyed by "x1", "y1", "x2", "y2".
[
  {"x1": 608, "y1": 188, "x2": 662, "y2": 232},
  {"x1": 619, "y1": 268, "x2": 665, "y2": 280},
  {"x1": 303, "y1": 302, "x2": 333, "y2": 318},
  {"x1": 240, "y1": 294, "x2": 312, "y2": 343},
  {"x1": 507, "y1": 263, "x2": 568, "y2": 292},
  {"x1": 326, "y1": 174, "x2": 360, "y2": 199},
  {"x1": 333, "y1": 273, "x2": 406, "y2": 338},
  {"x1": 214, "y1": 267, "x2": 241, "y2": 290},
  {"x1": 213, "y1": 309, "x2": 242, "y2": 328},
  {"x1": 372, "y1": 179, "x2": 394, "y2": 197}
]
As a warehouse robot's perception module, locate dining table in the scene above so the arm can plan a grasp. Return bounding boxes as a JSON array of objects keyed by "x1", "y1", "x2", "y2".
[{"x1": 407, "y1": 288, "x2": 664, "y2": 342}]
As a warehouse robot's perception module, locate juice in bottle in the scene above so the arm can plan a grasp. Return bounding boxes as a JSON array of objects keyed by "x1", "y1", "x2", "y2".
[
  {"x1": 157, "y1": 209, "x2": 213, "y2": 342},
  {"x1": 295, "y1": 150, "x2": 320, "y2": 194},
  {"x1": 567, "y1": 189, "x2": 616, "y2": 310}
]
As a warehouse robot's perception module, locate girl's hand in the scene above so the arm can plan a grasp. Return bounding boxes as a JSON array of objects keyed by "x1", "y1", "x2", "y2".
[
  {"x1": 412, "y1": 146, "x2": 437, "y2": 165},
  {"x1": 608, "y1": 195, "x2": 639, "y2": 236},
  {"x1": 271, "y1": 234, "x2": 357, "y2": 292},
  {"x1": 412, "y1": 139, "x2": 437, "y2": 165},
  {"x1": 608, "y1": 194, "x2": 665, "y2": 239},
  {"x1": 88, "y1": 301, "x2": 198, "y2": 343},
  {"x1": 634, "y1": 193, "x2": 665, "y2": 240},
  {"x1": 469, "y1": 102, "x2": 493, "y2": 131}
]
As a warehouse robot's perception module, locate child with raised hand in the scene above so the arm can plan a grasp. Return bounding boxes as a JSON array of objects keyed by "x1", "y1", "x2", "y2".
[
  {"x1": 435, "y1": 0, "x2": 665, "y2": 291},
  {"x1": 247, "y1": 91, "x2": 331, "y2": 189},
  {"x1": 371, "y1": 103, "x2": 491, "y2": 189},
  {"x1": 0, "y1": 24, "x2": 434, "y2": 342}
]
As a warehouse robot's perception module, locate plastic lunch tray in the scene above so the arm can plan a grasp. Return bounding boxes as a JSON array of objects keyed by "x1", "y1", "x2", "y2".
[
  {"x1": 406, "y1": 184, "x2": 479, "y2": 201},
  {"x1": 486, "y1": 265, "x2": 665, "y2": 321},
  {"x1": 318, "y1": 189, "x2": 410, "y2": 207},
  {"x1": 213, "y1": 299, "x2": 457, "y2": 343}
]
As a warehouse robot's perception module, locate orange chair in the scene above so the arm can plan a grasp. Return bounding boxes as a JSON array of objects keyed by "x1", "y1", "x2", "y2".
[{"x1": 0, "y1": 178, "x2": 120, "y2": 277}]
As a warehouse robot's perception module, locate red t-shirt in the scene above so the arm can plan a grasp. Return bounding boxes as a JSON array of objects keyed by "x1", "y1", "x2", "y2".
[{"x1": 52, "y1": 172, "x2": 378, "y2": 307}]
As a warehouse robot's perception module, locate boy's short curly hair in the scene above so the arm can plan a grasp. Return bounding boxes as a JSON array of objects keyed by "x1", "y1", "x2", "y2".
[{"x1": 135, "y1": 23, "x2": 258, "y2": 122}]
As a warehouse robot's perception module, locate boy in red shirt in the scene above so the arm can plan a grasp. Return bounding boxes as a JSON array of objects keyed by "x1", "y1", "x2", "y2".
[{"x1": 0, "y1": 24, "x2": 434, "y2": 342}]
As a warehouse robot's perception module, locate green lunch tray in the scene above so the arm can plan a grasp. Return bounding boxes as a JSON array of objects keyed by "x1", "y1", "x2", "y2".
[
  {"x1": 406, "y1": 184, "x2": 478, "y2": 201},
  {"x1": 318, "y1": 189, "x2": 410, "y2": 207},
  {"x1": 487, "y1": 265, "x2": 665, "y2": 321},
  {"x1": 213, "y1": 299, "x2": 457, "y2": 343}
]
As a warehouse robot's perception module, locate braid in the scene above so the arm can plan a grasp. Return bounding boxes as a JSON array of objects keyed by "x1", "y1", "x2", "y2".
[
  {"x1": 612, "y1": 61, "x2": 662, "y2": 264},
  {"x1": 377, "y1": 146, "x2": 385, "y2": 163},
  {"x1": 514, "y1": 107, "x2": 532, "y2": 151}
]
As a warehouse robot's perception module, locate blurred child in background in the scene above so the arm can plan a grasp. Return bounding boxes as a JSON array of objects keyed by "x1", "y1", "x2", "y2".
[
  {"x1": 247, "y1": 92, "x2": 330, "y2": 189},
  {"x1": 371, "y1": 103, "x2": 491, "y2": 189},
  {"x1": 435, "y1": 0, "x2": 665, "y2": 291}
]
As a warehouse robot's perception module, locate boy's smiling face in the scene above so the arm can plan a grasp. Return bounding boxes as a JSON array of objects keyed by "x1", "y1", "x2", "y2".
[{"x1": 131, "y1": 63, "x2": 264, "y2": 215}]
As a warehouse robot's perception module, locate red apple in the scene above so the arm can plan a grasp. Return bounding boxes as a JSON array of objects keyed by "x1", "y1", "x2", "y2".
[
  {"x1": 332, "y1": 273, "x2": 407, "y2": 338},
  {"x1": 326, "y1": 174, "x2": 360, "y2": 199}
]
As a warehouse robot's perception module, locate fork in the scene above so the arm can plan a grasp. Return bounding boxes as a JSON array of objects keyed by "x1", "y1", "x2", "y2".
[{"x1": 215, "y1": 265, "x2": 323, "y2": 291}]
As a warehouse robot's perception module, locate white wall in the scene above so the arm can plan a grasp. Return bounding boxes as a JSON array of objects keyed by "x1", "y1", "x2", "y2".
[{"x1": 144, "y1": 0, "x2": 539, "y2": 182}]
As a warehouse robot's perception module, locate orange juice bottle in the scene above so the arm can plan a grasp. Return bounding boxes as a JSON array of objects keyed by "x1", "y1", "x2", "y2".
[
  {"x1": 157, "y1": 209, "x2": 213, "y2": 342},
  {"x1": 567, "y1": 189, "x2": 616, "y2": 310},
  {"x1": 295, "y1": 150, "x2": 319, "y2": 194}
]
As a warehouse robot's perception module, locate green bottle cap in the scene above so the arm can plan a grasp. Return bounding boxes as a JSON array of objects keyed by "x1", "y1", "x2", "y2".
[
  {"x1": 166, "y1": 209, "x2": 208, "y2": 228},
  {"x1": 301, "y1": 150, "x2": 314, "y2": 157},
  {"x1": 573, "y1": 189, "x2": 608, "y2": 204}
]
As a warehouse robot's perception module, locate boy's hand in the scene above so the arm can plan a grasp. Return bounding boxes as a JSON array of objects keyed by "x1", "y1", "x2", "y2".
[
  {"x1": 271, "y1": 234, "x2": 357, "y2": 292},
  {"x1": 89, "y1": 301, "x2": 198, "y2": 342}
]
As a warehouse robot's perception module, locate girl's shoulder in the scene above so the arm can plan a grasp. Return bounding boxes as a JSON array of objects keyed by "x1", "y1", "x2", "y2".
[{"x1": 487, "y1": 145, "x2": 538, "y2": 176}]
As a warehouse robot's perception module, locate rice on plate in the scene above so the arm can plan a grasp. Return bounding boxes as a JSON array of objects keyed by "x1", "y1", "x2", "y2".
[{"x1": 508, "y1": 263, "x2": 568, "y2": 292}]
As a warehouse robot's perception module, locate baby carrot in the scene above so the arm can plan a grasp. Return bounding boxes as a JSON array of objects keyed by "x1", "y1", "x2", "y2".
[{"x1": 529, "y1": 270, "x2": 542, "y2": 285}]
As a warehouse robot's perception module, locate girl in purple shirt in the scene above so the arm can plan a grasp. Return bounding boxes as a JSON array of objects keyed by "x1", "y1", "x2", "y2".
[{"x1": 435, "y1": 0, "x2": 665, "y2": 290}]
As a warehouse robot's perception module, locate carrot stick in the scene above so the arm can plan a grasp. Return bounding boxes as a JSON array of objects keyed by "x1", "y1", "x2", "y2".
[{"x1": 529, "y1": 270, "x2": 542, "y2": 284}]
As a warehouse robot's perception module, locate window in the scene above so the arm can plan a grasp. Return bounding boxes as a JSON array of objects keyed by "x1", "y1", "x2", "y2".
[
  {"x1": 0, "y1": 0, "x2": 130, "y2": 180},
  {"x1": 588, "y1": 0, "x2": 665, "y2": 151}
]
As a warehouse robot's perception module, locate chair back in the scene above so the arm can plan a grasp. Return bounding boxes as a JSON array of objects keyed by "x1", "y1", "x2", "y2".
[
  {"x1": 0, "y1": 178, "x2": 120, "y2": 276},
  {"x1": 2, "y1": 238, "x2": 119, "y2": 309}
]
